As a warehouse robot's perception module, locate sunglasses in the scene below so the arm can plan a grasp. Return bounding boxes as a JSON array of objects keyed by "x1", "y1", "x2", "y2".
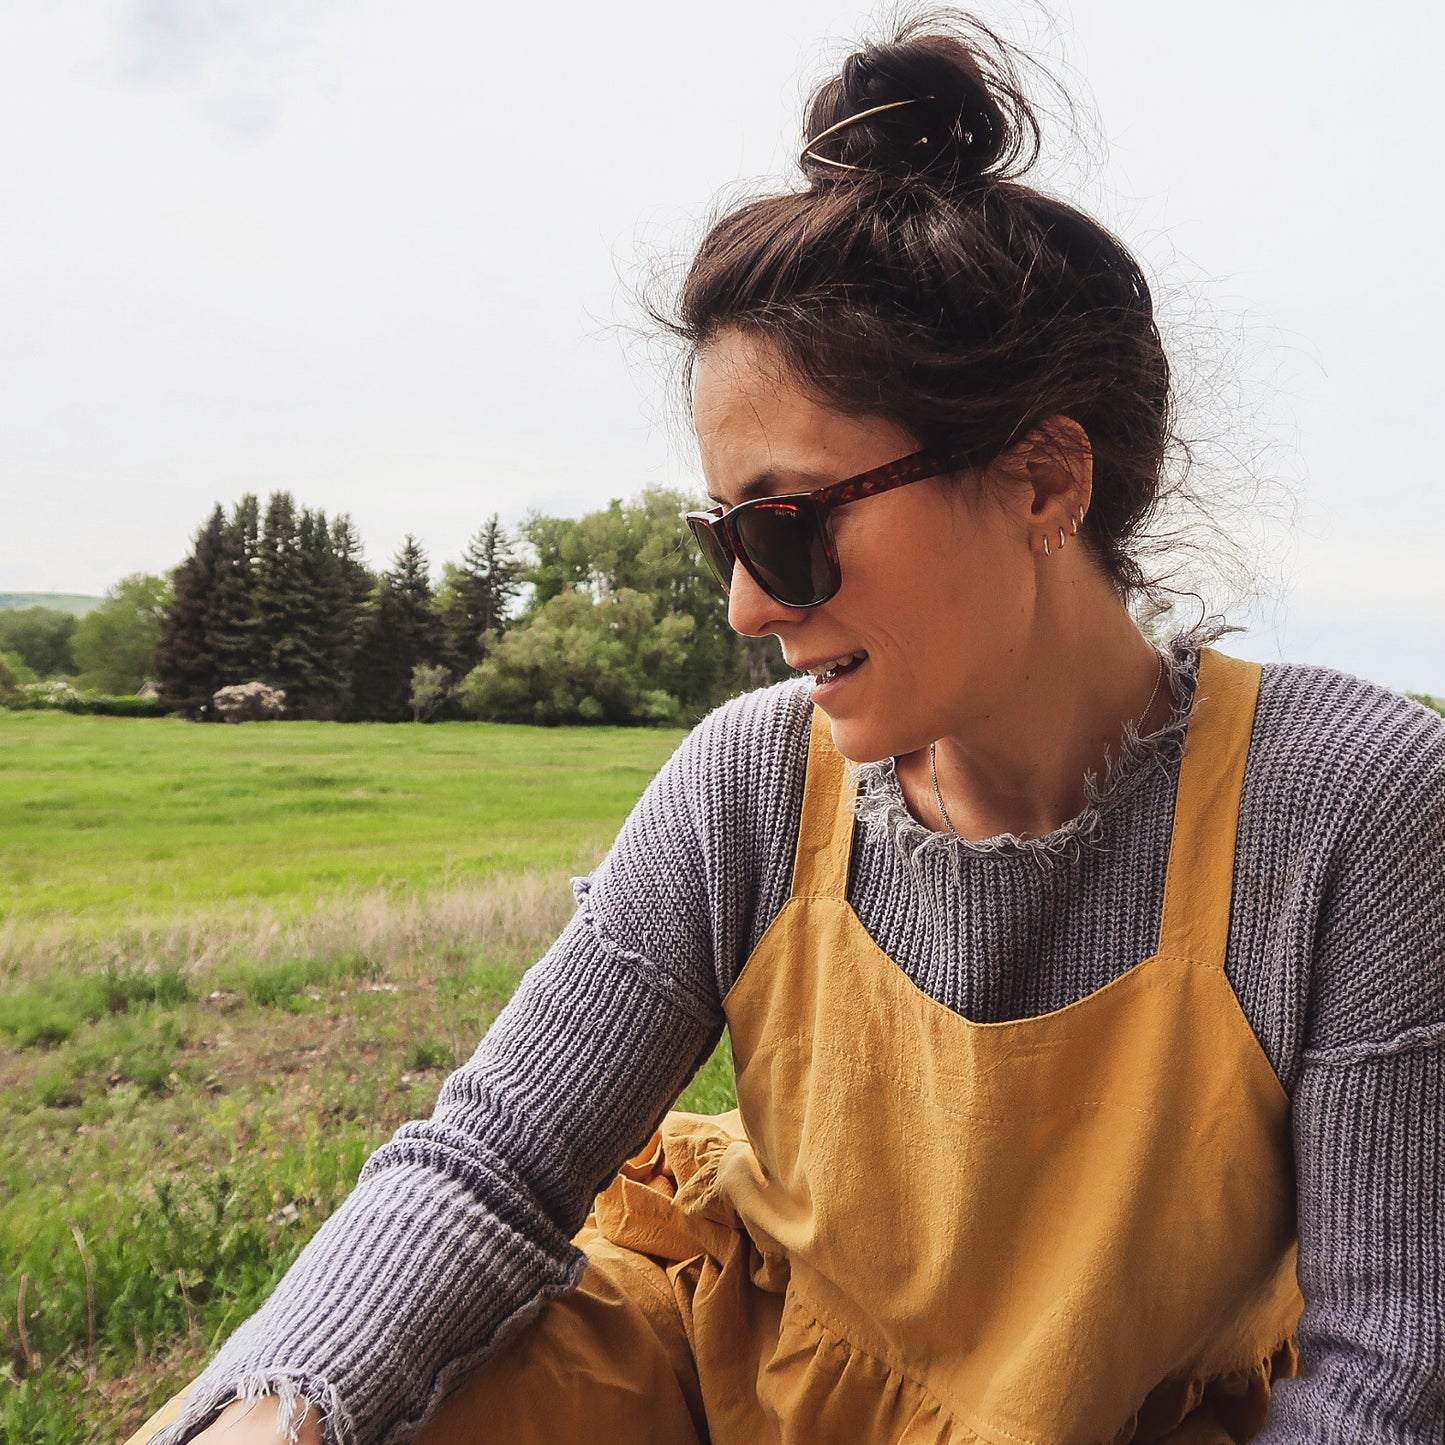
[{"x1": 685, "y1": 445, "x2": 963, "y2": 609}]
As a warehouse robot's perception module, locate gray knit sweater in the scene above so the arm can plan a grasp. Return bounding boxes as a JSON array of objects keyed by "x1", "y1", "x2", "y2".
[{"x1": 150, "y1": 633, "x2": 1445, "y2": 1445}]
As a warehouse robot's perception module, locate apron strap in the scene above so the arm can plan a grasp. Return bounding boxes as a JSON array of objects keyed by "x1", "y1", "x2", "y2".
[
  {"x1": 790, "y1": 706, "x2": 859, "y2": 900},
  {"x1": 1157, "y1": 647, "x2": 1264, "y2": 968}
]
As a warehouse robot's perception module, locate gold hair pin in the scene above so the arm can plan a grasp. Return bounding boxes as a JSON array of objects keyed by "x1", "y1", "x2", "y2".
[{"x1": 800, "y1": 97, "x2": 922, "y2": 173}]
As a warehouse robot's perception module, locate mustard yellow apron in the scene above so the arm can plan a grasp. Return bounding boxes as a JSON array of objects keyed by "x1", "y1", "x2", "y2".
[{"x1": 131, "y1": 648, "x2": 1302, "y2": 1445}]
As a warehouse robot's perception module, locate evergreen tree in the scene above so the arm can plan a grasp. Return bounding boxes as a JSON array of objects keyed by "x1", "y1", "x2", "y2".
[
  {"x1": 288, "y1": 508, "x2": 343, "y2": 719},
  {"x1": 330, "y1": 514, "x2": 374, "y2": 614},
  {"x1": 331, "y1": 515, "x2": 373, "y2": 710},
  {"x1": 156, "y1": 505, "x2": 227, "y2": 716},
  {"x1": 206, "y1": 494, "x2": 264, "y2": 686},
  {"x1": 441, "y1": 514, "x2": 525, "y2": 673},
  {"x1": 353, "y1": 536, "x2": 446, "y2": 721},
  {"x1": 255, "y1": 491, "x2": 329, "y2": 713}
]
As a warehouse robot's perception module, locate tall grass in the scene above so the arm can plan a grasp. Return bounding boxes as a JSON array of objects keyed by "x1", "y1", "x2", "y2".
[{"x1": 1, "y1": 873, "x2": 578, "y2": 986}]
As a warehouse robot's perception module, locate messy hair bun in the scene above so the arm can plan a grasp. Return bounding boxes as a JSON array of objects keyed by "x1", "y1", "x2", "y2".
[
  {"x1": 666, "y1": 10, "x2": 1176, "y2": 599},
  {"x1": 799, "y1": 21, "x2": 1038, "y2": 187}
]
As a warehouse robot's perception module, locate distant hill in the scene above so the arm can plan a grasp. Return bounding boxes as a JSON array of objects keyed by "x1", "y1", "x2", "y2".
[{"x1": 0, "y1": 593, "x2": 102, "y2": 616}]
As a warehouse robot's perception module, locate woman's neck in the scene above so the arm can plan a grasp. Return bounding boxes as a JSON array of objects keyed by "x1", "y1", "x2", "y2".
[{"x1": 899, "y1": 594, "x2": 1172, "y2": 844}]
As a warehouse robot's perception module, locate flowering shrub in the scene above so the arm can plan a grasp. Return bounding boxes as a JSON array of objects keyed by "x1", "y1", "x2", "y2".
[
  {"x1": 15, "y1": 679, "x2": 87, "y2": 711},
  {"x1": 4, "y1": 680, "x2": 164, "y2": 715},
  {"x1": 212, "y1": 682, "x2": 287, "y2": 723}
]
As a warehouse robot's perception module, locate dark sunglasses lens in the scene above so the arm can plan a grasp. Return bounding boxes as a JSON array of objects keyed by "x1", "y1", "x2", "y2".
[
  {"x1": 732, "y1": 502, "x2": 833, "y2": 607},
  {"x1": 688, "y1": 518, "x2": 735, "y2": 593}
]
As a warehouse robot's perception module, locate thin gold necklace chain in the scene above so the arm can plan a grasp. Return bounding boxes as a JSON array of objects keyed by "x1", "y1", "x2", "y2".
[{"x1": 928, "y1": 650, "x2": 1168, "y2": 841}]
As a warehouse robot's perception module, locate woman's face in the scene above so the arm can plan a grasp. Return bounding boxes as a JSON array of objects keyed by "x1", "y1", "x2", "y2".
[{"x1": 693, "y1": 329, "x2": 1041, "y2": 764}]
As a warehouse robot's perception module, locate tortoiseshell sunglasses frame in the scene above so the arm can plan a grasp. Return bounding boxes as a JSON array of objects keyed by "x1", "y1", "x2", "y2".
[{"x1": 684, "y1": 446, "x2": 964, "y2": 608}]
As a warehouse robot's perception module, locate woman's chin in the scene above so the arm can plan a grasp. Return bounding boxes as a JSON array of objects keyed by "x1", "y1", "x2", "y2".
[{"x1": 815, "y1": 710, "x2": 902, "y2": 767}]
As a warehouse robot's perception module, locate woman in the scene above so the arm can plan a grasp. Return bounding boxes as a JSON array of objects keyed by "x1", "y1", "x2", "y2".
[{"x1": 132, "y1": 15, "x2": 1444, "y2": 1445}]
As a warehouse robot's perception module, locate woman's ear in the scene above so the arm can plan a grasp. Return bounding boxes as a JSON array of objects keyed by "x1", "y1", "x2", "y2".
[{"x1": 991, "y1": 415, "x2": 1093, "y2": 536}]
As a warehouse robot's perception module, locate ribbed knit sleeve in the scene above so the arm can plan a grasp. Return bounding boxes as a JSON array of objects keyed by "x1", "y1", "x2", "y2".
[
  {"x1": 1256, "y1": 694, "x2": 1445, "y2": 1442},
  {"x1": 139, "y1": 694, "x2": 780, "y2": 1445}
]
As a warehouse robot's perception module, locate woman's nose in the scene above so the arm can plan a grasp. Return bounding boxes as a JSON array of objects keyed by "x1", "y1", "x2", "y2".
[{"x1": 726, "y1": 559, "x2": 794, "y2": 638}]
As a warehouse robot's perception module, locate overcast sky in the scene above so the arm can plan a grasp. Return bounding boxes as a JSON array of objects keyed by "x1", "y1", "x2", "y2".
[{"x1": 1, "y1": 0, "x2": 1440, "y2": 692}]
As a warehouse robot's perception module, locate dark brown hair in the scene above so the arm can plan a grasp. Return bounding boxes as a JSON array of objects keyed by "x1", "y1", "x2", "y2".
[{"x1": 664, "y1": 11, "x2": 1174, "y2": 598}]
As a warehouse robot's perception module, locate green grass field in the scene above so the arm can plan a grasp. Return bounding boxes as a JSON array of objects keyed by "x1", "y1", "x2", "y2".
[
  {"x1": 0, "y1": 713, "x2": 740, "y2": 1445},
  {"x1": 1, "y1": 711, "x2": 682, "y2": 948}
]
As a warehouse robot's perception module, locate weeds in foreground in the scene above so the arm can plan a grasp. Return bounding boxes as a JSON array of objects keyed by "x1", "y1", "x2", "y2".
[{"x1": 2, "y1": 911, "x2": 737, "y2": 1444}]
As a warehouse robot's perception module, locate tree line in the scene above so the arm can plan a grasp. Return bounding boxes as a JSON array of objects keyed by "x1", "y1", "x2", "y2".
[
  {"x1": 6, "y1": 507, "x2": 1445, "y2": 725},
  {"x1": 0, "y1": 489, "x2": 789, "y2": 725}
]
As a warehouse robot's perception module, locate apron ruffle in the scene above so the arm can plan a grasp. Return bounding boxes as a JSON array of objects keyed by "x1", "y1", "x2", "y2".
[
  {"x1": 590, "y1": 1114, "x2": 1299, "y2": 1445},
  {"x1": 1113, "y1": 1337, "x2": 1302, "y2": 1444}
]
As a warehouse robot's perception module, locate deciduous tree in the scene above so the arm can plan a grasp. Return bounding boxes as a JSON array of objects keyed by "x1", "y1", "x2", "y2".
[
  {"x1": 0, "y1": 606, "x2": 78, "y2": 677},
  {"x1": 460, "y1": 586, "x2": 692, "y2": 726},
  {"x1": 522, "y1": 488, "x2": 789, "y2": 715},
  {"x1": 409, "y1": 663, "x2": 453, "y2": 723},
  {"x1": 72, "y1": 574, "x2": 170, "y2": 694}
]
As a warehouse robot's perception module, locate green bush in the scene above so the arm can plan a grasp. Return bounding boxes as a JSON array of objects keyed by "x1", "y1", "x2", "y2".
[
  {"x1": 103, "y1": 967, "x2": 193, "y2": 1014},
  {"x1": 86, "y1": 694, "x2": 166, "y2": 717},
  {"x1": 31, "y1": 1060, "x2": 86, "y2": 1110},
  {"x1": 1, "y1": 1371, "x2": 89, "y2": 1445},
  {"x1": 236, "y1": 959, "x2": 312, "y2": 1009},
  {"x1": 220, "y1": 952, "x2": 383, "y2": 1011},
  {"x1": 12, "y1": 680, "x2": 84, "y2": 711},
  {"x1": 2, "y1": 1138, "x2": 371, "y2": 1412}
]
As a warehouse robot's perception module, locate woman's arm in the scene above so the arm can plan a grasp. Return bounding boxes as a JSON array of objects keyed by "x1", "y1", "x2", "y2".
[
  {"x1": 146, "y1": 913, "x2": 720, "y2": 1445},
  {"x1": 144, "y1": 681, "x2": 812, "y2": 1445},
  {"x1": 1258, "y1": 697, "x2": 1445, "y2": 1442}
]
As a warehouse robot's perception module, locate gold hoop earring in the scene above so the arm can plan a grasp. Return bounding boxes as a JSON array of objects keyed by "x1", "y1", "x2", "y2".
[
  {"x1": 1058, "y1": 528, "x2": 1067, "y2": 551},
  {"x1": 1042, "y1": 535, "x2": 1051, "y2": 556}
]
